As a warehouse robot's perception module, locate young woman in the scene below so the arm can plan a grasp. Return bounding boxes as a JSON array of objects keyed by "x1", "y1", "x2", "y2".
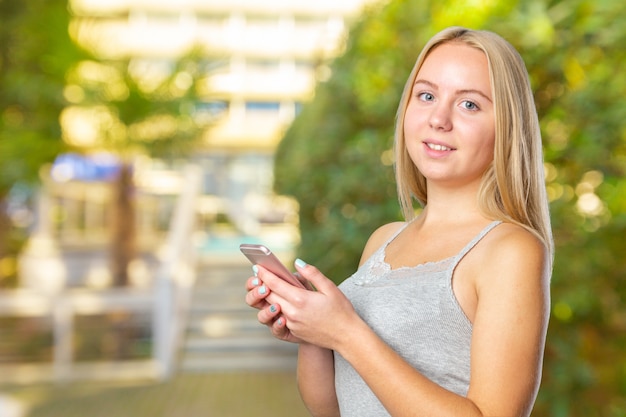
[{"x1": 245, "y1": 26, "x2": 553, "y2": 417}]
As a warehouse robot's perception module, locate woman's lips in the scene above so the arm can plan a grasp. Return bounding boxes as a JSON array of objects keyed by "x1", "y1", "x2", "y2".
[
  {"x1": 424, "y1": 141, "x2": 456, "y2": 152},
  {"x1": 426, "y1": 142, "x2": 454, "y2": 151}
]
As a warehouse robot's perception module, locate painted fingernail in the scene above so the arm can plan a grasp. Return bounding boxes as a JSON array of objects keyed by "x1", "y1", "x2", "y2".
[
  {"x1": 252, "y1": 265, "x2": 259, "y2": 276},
  {"x1": 259, "y1": 285, "x2": 267, "y2": 295},
  {"x1": 269, "y1": 305, "x2": 277, "y2": 313},
  {"x1": 295, "y1": 258, "x2": 307, "y2": 268},
  {"x1": 276, "y1": 318, "x2": 283, "y2": 326},
  {"x1": 251, "y1": 278, "x2": 260, "y2": 286}
]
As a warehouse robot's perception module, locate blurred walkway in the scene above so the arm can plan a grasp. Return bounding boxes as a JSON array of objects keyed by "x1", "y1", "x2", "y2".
[
  {"x1": 0, "y1": 395, "x2": 26, "y2": 417},
  {"x1": 2, "y1": 255, "x2": 308, "y2": 417},
  {"x1": 5, "y1": 371, "x2": 309, "y2": 417},
  {"x1": 181, "y1": 257, "x2": 298, "y2": 372}
]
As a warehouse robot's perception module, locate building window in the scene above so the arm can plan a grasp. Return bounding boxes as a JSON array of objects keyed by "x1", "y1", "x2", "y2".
[
  {"x1": 196, "y1": 100, "x2": 229, "y2": 120},
  {"x1": 245, "y1": 101, "x2": 280, "y2": 112},
  {"x1": 246, "y1": 58, "x2": 280, "y2": 73}
]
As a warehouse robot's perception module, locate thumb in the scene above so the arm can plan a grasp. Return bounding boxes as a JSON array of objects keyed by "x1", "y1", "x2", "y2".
[{"x1": 293, "y1": 258, "x2": 334, "y2": 292}]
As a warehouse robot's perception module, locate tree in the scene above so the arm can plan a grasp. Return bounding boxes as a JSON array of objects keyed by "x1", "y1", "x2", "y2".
[
  {"x1": 62, "y1": 50, "x2": 209, "y2": 286},
  {"x1": 505, "y1": 1, "x2": 626, "y2": 414},
  {"x1": 0, "y1": 0, "x2": 85, "y2": 286},
  {"x1": 275, "y1": 0, "x2": 626, "y2": 414}
]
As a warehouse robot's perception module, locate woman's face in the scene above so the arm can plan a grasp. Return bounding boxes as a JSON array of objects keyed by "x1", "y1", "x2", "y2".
[{"x1": 403, "y1": 42, "x2": 495, "y2": 191}]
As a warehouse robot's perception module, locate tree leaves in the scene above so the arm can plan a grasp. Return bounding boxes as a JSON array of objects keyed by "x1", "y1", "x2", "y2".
[{"x1": 275, "y1": 0, "x2": 626, "y2": 413}]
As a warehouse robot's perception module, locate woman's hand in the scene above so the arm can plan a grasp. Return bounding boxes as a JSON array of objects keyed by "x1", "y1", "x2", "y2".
[
  {"x1": 246, "y1": 265, "x2": 342, "y2": 415},
  {"x1": 256, "y1": 259, "x2": 359, "y2": 351},
  {"x1": 245, "y1": 271, "x2": 305, "y2": 344}
]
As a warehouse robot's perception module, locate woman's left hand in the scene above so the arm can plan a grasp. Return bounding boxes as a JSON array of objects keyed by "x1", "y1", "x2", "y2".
[{"x1": 256, "y1": 259, "x2": 358, "y2": 351}]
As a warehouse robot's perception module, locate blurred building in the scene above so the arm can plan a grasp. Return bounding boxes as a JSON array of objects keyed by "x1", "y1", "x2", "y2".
[
  {"x1": 69, "y1": 0, "x2": 374, "y2": 239},
  {"x1": 2, "y1": 1, "x2": 377, "y2": 383}
]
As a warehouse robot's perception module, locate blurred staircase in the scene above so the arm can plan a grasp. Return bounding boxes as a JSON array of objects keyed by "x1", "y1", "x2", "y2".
[{"x1": 180, "y1": 259, "x2": 298, "y2": 372}]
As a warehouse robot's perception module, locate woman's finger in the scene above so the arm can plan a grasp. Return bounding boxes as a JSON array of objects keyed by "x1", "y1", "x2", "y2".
[
  {"x1": 293, "y1": 259, "x2": 333, "y2": 293},
  {"x1": 257, "y1": 302, "x2": 281, "y2": 325},
  {"x1": 245, "y1": 283, "x2": 270, "y2": 309},
  {"x1": 256, "y1": 265, "x2": 307, "y2": 303},
  {"x1": 245, "y1": 268, "x2": 262, "y2": 290},
  {"x1": 270, "y1": 315, "x2": 293, "y2": 342}
]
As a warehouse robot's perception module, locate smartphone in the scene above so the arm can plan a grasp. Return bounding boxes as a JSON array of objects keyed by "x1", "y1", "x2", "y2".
[{"x1": 239, "y1": 243, "x2": 306, "y2": 289}]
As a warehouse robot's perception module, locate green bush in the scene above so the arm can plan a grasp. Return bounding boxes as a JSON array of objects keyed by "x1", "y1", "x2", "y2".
[{"x1": 275, "y1": 0, "x2": 626, "y2": 415}]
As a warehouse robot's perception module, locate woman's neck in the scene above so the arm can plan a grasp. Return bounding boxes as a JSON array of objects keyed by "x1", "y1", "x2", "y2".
[{"x1": 420, "y1": 183, "x2": 486, "y2": 225}]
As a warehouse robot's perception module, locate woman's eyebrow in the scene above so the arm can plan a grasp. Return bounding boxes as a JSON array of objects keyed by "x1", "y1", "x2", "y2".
[
  {"x1": 413, "y1": 79, "x2": 436, "y2": 88},
  {"x1": 413, "y1": 79, "x2": 492, "y2": 103},
  {"x1": 457, "y1": 88, "x2": 492, "y2": 103}
]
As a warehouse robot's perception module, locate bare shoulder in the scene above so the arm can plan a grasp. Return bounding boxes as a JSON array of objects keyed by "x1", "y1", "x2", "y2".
[
  {"x1": 477, "y1": 222, "x2": 551, "y2": 288},
  {"x1": 487, "y1": 222, "x2": 548, "y2": 263},
  {"x1": 358, "y1": 222, "x2": 406, "y2": 266}
]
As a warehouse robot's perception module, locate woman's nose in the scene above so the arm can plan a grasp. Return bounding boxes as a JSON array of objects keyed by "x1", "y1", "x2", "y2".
[{"x1": 428, "y1": 104, "x2": 452, "y2": 131}]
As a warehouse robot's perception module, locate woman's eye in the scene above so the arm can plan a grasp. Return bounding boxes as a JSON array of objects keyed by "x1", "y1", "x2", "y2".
[
  {"x1": 462, "y1": 100, "x2": 479, "y2": 110},
  {"x1": 418, "y1": 92, "x2": 435, "y2": 101}
]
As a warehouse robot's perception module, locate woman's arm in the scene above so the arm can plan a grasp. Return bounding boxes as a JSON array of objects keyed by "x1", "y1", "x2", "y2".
[
  {"x1": 297, "y1": 343, "x2": 340, "y2": 417},
  {"x1": 464, "y1": 225, "x2": 551, "y2": 416}
]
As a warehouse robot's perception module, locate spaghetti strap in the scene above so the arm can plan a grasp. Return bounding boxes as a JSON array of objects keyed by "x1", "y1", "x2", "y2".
[
  {"x1": 385, "y1": 222, "x2": 410, "y2": 246},
  {"x1": 454, "y1": 221, "x2": 502, "y2": 262}
]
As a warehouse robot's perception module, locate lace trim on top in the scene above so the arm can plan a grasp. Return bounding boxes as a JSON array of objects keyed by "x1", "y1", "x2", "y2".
[{"x1": 352, "y1": 221, "x2": 501, "y2": 286}]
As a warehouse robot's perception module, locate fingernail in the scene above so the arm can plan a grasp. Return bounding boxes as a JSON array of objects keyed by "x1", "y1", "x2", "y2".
[
  {"x1": 276, "y1": 318, "x2": 283, "y2": 326},
  {"x1": 252, "y1": 265, "x2": 259, "y2": 276},
  {"x1": 269, "y1": 305, "x2": 277, "y2": 313},
  {"x1": 295, "y1": 258, "x2": 307, "y2": 268},
  {"x1": 252, "y1": 278, "x2": 259, "y2": 286},
  {"x1": 259, "y1": 285, "x2": 267, "y2": 295}
]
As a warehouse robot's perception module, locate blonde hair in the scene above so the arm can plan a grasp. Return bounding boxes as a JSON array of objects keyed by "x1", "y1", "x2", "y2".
[{"x1": 394, "y1": 26, "x2": 553, "y2": 256}]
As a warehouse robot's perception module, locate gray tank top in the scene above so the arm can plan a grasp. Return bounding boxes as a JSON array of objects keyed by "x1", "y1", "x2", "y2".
[{"x1": 334, "y1": 221, "x2": 501, "y2": 416}]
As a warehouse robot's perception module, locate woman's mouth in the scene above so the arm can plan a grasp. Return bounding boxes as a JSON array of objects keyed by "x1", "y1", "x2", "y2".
[{"x1": 425, "y1": 142, "x2": 455, "y2": 151}]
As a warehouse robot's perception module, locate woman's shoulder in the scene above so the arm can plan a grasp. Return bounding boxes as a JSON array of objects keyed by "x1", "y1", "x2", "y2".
[
  {"x1": 487, "y1": 222, "x2": 546, "y2": 257},
  {"x1": 358, "y1": 221, "x2": 407, "y2": 266},
  {"x1": 476, "y1": 221, "x2": 550, "y2": 284}
]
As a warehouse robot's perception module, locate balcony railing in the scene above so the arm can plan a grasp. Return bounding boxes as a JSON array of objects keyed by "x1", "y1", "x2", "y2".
[{"x1": 0, "y1": 165, "x2": 202, "y2": 384}]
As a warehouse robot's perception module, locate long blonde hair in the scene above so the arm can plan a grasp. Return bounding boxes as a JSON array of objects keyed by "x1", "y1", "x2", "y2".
[{"x1": 394, "y1": 26, "x2": 553, "y2": 256}]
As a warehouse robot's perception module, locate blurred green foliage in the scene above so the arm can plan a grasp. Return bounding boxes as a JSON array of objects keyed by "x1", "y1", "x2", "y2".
[
  {"x1": 0, "y1": 0, "x2": 209, "y2": 286},
  {"x1": 0, "y1": 0, "x2": 85, "y2": 284},
  {"x1": 0, "y1": 0, "x2": 82, "y2": 192},
  {"x1": 275, "y1": 0, "x2": 626, "y2": 414},
  {"x1": 64, "y1": 52, "x2": 208, "y2": 161}
]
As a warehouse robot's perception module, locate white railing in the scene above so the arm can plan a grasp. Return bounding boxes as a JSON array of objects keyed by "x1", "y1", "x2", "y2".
[
  {"x1": 0, "y1": 288, "x2": 155, "y2": 384},
  {"x1": 0, "y1": 165, "x2": 202, "y2": 384},
  {"x1": 153, "y1": 164, "x2": 202, "y2": 379}
]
